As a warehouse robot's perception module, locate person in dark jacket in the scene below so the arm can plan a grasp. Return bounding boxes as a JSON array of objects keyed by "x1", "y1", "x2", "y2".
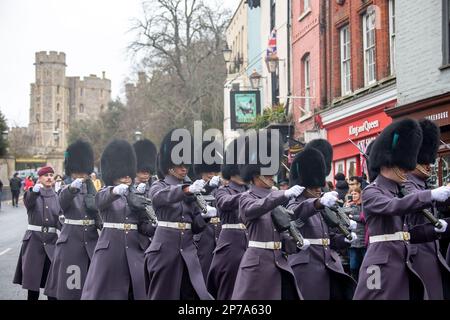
[
  {"x1": 44, "y1": 140, "x2": 102, "y2": 300},
  {"x1": 207, "y1": 137, "x2": 249, "y2": 300},
  {"x1": 354, "y1": 119, "x2": 450, "y2": 300},
  {"x1": 81, "y1": 140, "x2": 155, "y2": 300},
  {"x1": 231, "y1": 130, "x2": 308, "y2": 300},
  {"x1": 10, "y1": 173, "x2": 22, "y2": 207},
  {"x1": 13, "y1": 166, "x2": 62, "y2": 300},
  {"x1": 144, "y1": 129, "x2": 216, "y2": 300},
  {"x1": 335, "y1": 173, "x2": 349, "y2": 202}
]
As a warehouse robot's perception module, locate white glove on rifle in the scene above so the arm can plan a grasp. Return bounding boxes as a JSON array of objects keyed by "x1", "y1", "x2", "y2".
[
  {"x1": 201, "y1": 205, "x2": 217, "y2": 218},
  {"x1": 435, "y1": 219, "x2": 448, "y2": 233},
  {"x1": 431, "y1": 186, "x2": 450, "y2": 202},
  {"x1": 70, "y1": 178, "x2": 83, "y2": 190},
  {"x1": 32, "y1": 183, "x2": 43, "y2": 193},
  {"x1": 136, "y1": 183, "x2": 146, "y2": 194},
  {"x1": 209, "y1": 176, "x2": 221, "y2": 188},
  {"x1": 113, "y1": 184, "x2": 129, "y2": 196},
  {"x1": 320, "y1": 191, "x2": 339, "y2": 208},
  {"x1": 344, "y1": 232, "x2": 358, "y2": 244},
  {"x1": 284, "y1": 185, "x2": 305, "y2": 199},
  {"x1": 349, "y1": 219, "x2": 357, "y2": 231},
  {"x1": 188, "y1": 179, "x2": 206, "y2": 194},
  {"x1": 299, "y1": 239, "x2": 310, "y2": 251}
]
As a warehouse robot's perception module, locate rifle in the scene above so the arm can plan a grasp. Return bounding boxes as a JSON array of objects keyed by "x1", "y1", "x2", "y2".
[
  {"x1": 322, "y1": 206, "x2": 353, "y2": 240},
  {"x1": 399, "y1": 186, "x2": 443, "y2": 229},
  {"x1": 127, "y1": 184, "x2": 158, "y2": 225},
  {"x1": 271, "y1": 206, "x2": 305, "y2": 249}
]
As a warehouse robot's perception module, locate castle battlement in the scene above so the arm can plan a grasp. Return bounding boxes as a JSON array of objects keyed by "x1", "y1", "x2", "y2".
[{"x1": 35, "y1": 51, "x2": 66, "y2": 65}]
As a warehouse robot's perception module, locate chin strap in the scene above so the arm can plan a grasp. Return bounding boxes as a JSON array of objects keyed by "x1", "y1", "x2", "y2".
[
  {"x1": 416, "y1": 164, "x2": 432, "y2": 178},
  {"x1": 169, "y1": 168, "x2": 184, "y2": 181},
  {"x1": 256, "y1": 176, "x2": 274, "y2": 189},
  {"x1": 393, "y1": 167, "x2": 408, "y2": 183}
]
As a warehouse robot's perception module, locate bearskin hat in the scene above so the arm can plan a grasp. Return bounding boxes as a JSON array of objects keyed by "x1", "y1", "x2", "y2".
[
  {"x1": 133, "y1": 139, "x2": 157, "y2": 174},
  {"x1": 64, "y1": 140, "x2": 94, "y2": 176},
  {"x1": 305, "y1": 139, "x2": 333, "y2": 175},
  {"x1": 417, "y1": 119, "x2": 440, "y2": 165},
  {"x1": 289, "y1": 147, "x2": 326, "y2": 188},
  {"x1": 365, "y1": 140, "x2": 379, "y2": 182},
  {"x1": 193, "y1": 141, "x2": 222, "y2": 176},
  {"x1": 100, "y1": 139, "x2": 136, "y2": 186},
  {"x1": 221, "y1": 138, "x2": 243, "y2": 180},
  {"x1": 239, "y1": 130, "x2": 283, "y2": 183},
  {"x1": 370, "y1": 118, "x2": 423, "y2": 171},
  {"x1": 159, "y1": 129, "x2": 193, "y2": 175}
]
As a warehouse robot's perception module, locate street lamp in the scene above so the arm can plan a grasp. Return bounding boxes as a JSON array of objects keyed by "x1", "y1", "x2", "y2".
[
  {"x1": 249, "y1": 69, "x2": 262, "y2": 89},
  {"x1": 222, "y1": 43, "x2": 232, "y2": 62},
  {"x1": 135, "y1": 131, "x2": 142, "y2": 141},
  {"x1": 2, "y1": 130, "x2": 8, "y2": 141},
  {"x1": 266, "y1": 53, "x2": 279, "y2": 73}
]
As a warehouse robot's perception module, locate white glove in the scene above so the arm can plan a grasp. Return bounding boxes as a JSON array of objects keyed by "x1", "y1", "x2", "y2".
[
  {"x1": 349, "y1": 219, "x2": 357, "y2": 231},
  {"x1": 431, "y1": 186, "x2": 450, "y2": 202},
  {"x1": 32, "y1": 183, "x2": 43, "y2": 193},
  {"x1": 136, "y1": 183, "x2": 146, "y2": 194},
  {"x1": 435, "y1": 219, "x2": 448, "y2": 233},
  {"x1": 344, "y1": 232, "x2": 358, "y2": 244},
  {"x1": 113, "y1": 184, "x2": 129, "y2": 196},
  {"x1": 188, "y1": 179, "x2": 206, "y2": 194},
  {"x1": 284, "y1": 185, "x2": 305, "y2": 199},
  {"x1": 299, "y1": 239, "x2": 310, "y2": 251},
  {"x1": 70, "y1": 178, "x2": 83, "y2": 190},
  {"x1": 202, "y1": 205, "x2": 217, "y2": 218},
  {"x1": 209, "y1": 176, "x2": 221, "y2": 188},
  {"x1": 320, "y1": 191, "x2": 339, "y2": 208},
  {"x1": 59, "y1": 215, "x2": 65, "y2": 224}
]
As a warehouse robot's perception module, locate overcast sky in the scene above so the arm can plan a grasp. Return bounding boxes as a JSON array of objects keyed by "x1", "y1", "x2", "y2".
[{"x1": 0, "y1": 0, "x2": 241, "y2": 127}]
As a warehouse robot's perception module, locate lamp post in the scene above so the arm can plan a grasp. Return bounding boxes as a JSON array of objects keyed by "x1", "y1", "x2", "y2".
[
  {"x1": 222, "y1": 43, "x2": 232, "y2": 63},
  {"x1": 2, "y1": 130, "x2": 8, "y2": 141},
  {"x1": 249, "y1": 70, "x2": 262, "y2": 90},
  {"x1": 135, "y1": 131, "x2": 142, "y2": 142},
  {"x1": 266, "y1": 53, "x2": 279, "y2": 73}
]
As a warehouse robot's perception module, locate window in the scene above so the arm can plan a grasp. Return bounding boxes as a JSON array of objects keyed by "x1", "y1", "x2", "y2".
[
  {"x1": 100, "y1": 105, "x2": 104, "y2": 112},
  {"x1": 389, "y1": 0, "x2": 396, "y2": 74},
  {"x1": 79, "y1": 104, "x2": 84, "y2": 113},
  {"x1": 57, "y1": 85, "x2": 60, "y2": 94},
  {"x1": 80, "y1": 88, "x2": 83, "y2": 96},
  {"x1": 56, "y1": 119, "x2": 60, "y2": 130},
  {"x1": 363, "y1": 9, "x2": 376, "y2": 85},
  {"x1": 101, "y1": 89, "x2": 103, "y2": 98},
  {"x1": 303, "y1": 54, "x2": 311, "y2": 113},
  {"x1": 303, "y1": 0, "x2": 310, "y2": 12},
  {"x1": 443, "y1": 0, "x2": 450, "y2": 65},
  {"x1": 340, "y1": 25, "x2": 352, "y2": 95},
  {"x1": 56, "y1": 103, "x2": 60, "y2": 112}
]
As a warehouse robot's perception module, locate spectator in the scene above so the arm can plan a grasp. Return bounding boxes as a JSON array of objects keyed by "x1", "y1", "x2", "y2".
[
  {"x1": 9, "y1": 173, "x2": 22, "y2": 207},
  {"x1": 90, "y1": 172, "x2": 102, "y2": 191},
  {"x1": 361, "y1": 173, "x2": 369, "y2": 189},
  {"x1": 334, "y1": 173, "x2": 349, "y2": 202},
  {"x1": 278, "y1": 179, "x2": 289, "y2": 191},
  {"x1": 54, "y1": 175, "x2": 65, "y2": 193},
  {"x1": 346, "y1": 188, "x2": 366, "y2": 281},
  {"x1": 24, "y1": 176, "x2": 34, "y2": 192},
  {"x1": 326, "y1": 180, "x2": 335, "y2": 191},
  {"x1": 348, "y1": 176, "x2": 363, "y2": 192}
]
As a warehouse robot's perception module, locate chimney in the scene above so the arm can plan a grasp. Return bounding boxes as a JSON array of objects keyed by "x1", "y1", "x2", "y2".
[{"x1": 102, "y1": 71, "x2": 106, "y2": 79}]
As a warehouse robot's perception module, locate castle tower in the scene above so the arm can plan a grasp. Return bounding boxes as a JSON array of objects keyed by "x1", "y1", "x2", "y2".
[{"x1": 29, "y1": 51, "x2": 68, "y2": 154}]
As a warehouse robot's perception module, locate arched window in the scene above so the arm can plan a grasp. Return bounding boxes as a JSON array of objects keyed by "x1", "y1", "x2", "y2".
[
  {"x1": 56, "y1": 119, "x2": 60, "y2": 129},
  {"x1": 79, "y1": 104, "x2": 84, "y2": 113},
  {"x1": 56, "y1": 103, "x2": 60, "y2": 112}
]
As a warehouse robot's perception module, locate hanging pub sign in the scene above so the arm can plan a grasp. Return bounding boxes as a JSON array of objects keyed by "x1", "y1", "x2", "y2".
[{"x1": 230, "y1": 90, "x2": 261, "y2": 129}]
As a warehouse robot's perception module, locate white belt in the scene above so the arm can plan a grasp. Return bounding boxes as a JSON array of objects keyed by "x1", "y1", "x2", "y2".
[
  {"x1": 305, "y1": 238, "x2": 330, "y2": 246},
  {"x1": 210, "y1": 217, "x2": 221, "y2": 224},
  {"x1": 248, "y1": 240, "x2": 281, "y2": 250},
  {"x1": 158, "y1": 221, "x2": 192, "y2": 230},
  {"x1": 64, "y1": 219, "x2": 95, "y2": 226},
  {"x1": 103, "y1": 222, "x2": 138, "y2": 231},
  {"x1": 369, "y1": 231, "x2": 410, "y2": 244},
  {"x1": 221, "y1": 223, "x2": 246, "y2": 230},
  {"x1": 27, "y1": 224, "x2": 57, "y2": 233}
]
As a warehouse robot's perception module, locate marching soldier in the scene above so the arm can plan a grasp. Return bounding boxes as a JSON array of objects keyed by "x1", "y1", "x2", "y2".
[
  {"x1": 81, "y1": 140, "x2": 154, "y2": 300},
  {"x1": 44, "y1": 140, "x2": 101, "y2": 300},
  {"x1": 207, "y1": 138, "x2": 249, "y2": 300},
  {"x1": 287, "y1": 147, "x2": 357, "y2": 300},
  {"x1": 13, "y1": 166, "x2": 62, "y2": 300},
  {"x1": 402, "y1": 119, "x2": 450, "y2": 299},
  {"x1": 144, "y1": 129, "x2": 215, "y2": 300},
  {"x1": 231, "y1": 131, "x2": 307, "y2": 300},
  {"x1": 353, "y1": 118, "x2": 450, "y2": 300},
  {"x1": 193, "y1": 141, "x2": 222, "y2": 281},
  {"x1": 133, "y1": 139, "x2": 158, "y2": 197}
]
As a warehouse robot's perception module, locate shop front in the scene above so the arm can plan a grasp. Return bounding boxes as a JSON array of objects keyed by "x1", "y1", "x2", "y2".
[
  {"x1": 386, "y1": 92, "x2": 450, "y2": 187},
  {"x1": 324, "y1": 104, "x2": 394, "y2": 180}
]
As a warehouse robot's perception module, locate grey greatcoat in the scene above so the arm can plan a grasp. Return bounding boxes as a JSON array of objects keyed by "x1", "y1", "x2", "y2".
[
  {"x1": 207, "y1": 182, "x2": 248, "y2": 300},
  {"x1": 13, "y1": 188, "x2": 62, "y2": 292},
  {"x1": 81, "y1": 187, "x2": 154, "y2": 300},
  {"x1": 44, "y1": 184, "x2": 100, "y2": 299},
  {"x1": 144, "y1": 175, "x2": 213, "y2": 300},
  {"x1": 403, "y1": 173, "x2": 450, "y2": 300},
  {"x1": 286, "y1": 194, "x2": 356, "y2": 300},
  {"x1": 231, "y1": 186, "x2": 303, "y2": 300},
  {"x1": 353, "y1": 175, "x2": 435, "y2": 300}
]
